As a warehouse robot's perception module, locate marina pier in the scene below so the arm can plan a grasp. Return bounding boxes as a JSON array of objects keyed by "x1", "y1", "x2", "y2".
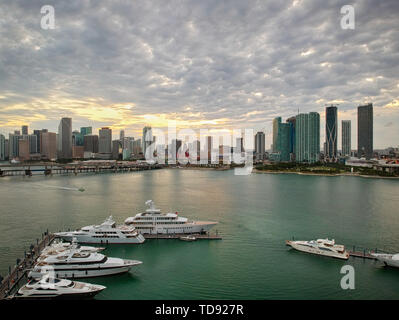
[{"x1": 0, "y1": 233, "x2": 55, "y2": 300}]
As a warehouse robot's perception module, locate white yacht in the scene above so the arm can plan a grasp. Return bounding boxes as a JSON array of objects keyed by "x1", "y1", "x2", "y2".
[
  {"x1": 55, "y1": 216, "x2": 145, "y2": 244},
  {"x1": 371, "y1": 253, "x2": 399, "y2": 268},
  {"x1": 28, "y1": 246, "x2": 142, "y2": 279},
  {"x1": 38, "y1": 238, "x2": 104, "y2": 262},
  {"x1": 124, "y1": 200, "x2": 218, "y2": 235},
  {"x1": 286, "y1": 238, "x2": 350, "y2": 260},
  {"x1": 13, "y1": 275, "x2": 105, "y2": 299}
]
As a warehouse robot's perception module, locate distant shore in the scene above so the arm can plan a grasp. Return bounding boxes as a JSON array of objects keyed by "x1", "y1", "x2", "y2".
[{"x1": 252, "y1": 169, "x2": 399, "y2": 179}]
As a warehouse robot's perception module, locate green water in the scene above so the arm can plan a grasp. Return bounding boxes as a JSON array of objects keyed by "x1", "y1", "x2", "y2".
[{"x1": 1, "y1": 169, "x2": 399, "y2": 299}]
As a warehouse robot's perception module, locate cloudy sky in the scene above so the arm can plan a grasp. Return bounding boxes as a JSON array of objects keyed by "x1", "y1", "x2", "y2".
[{"x1": 0, "y1": 0, "x2": 398, "y2": 149}]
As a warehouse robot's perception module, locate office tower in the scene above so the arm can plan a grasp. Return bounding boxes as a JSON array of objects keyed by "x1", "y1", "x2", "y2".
[
  {"x1": 295, "y1": 112, "x2": 320, "y2": 163},
  {"x1": 286, "y1": 117, "x2": 296, "y2": 160},
  {"x1": 206, "y1": 136, "x2": 213, "y2": 163},
  {"x1": 18, "y1": 139, "x2": 30, "y2": 161},
  {"x1": 72, "y1": 146, "x2": 84, "y2": 159},
  {"x1": 112, "y1": 140, "x2": 120, "y2": 160},
  {"x1": 342, "y1": 120, "x2": 351, "y2": 156},
  {"x1": 99, "y1": 127, "x2": 112, "y2": 154},
  {"x1": 80, "y1": 127, "x2": 92, "y2": 136},
  {"x1": 254, "y1": 132, "x2": 265, "y2": 160},
  {"x1": 83, "y1": 135, "x2": 99, "y2": 153},
  {"x1": 132, "y1": 138, "x2": 142, "y2": 156},
  {"x1": 22, "y1": 125, "x2": 28, "y2": 135},
  {"x1": 41, "y1": 132, "x2": 57, "y2": 160},
  {"x1": 0, "y1": 134, "x2": 5, "y2": 160},
  {"x1": 33, "y1": 130, "x2": 41, "y2": 153},
  {"x1": 8, "y1": 133, "x2": 21, "y2": 159},
  {"x1": 120, "y1": 130, "x2": 125, "y2": 149},
  {"x1": 272, "y1": 117, "x2": 282, "y2": 152},
  {"x1": 57, "y1": 117, "x2": 73, "y2": 159},
  {"x1": 72, "y1": 130, "x2": 84, "y2": 146},
  {"x1": 358, "y1": 103, "x2": 373, "y2": 159},
  {"x1": 142, "y1": 126, "x2": 152, "y2": 156},
  {"x1": 4, "y1": 139, "x2": 9, "y2": 160},
  {"x1": 28, "y1": 134, "x2": 37, "y2": 154},
  {"x1": 325, "y1": 105, "x2": 338, "y2": 161}
]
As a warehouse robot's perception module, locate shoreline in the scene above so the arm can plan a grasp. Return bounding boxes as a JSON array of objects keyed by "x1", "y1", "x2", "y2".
[{"x1": 252, "y1": 169, "x2": 399, "y2": 180}]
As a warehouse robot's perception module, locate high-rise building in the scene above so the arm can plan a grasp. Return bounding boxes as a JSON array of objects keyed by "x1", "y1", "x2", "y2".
[
  {"x1": 18, "y1": 139, "x2": 30, "y2": 161},
  {"x1": 83, "y1": 135, "x2": 99, "y2": 153},
  {"x1": 254, "y1": 132, "x2": 265, "y2": 160},
  {"x1": 4, "y1": 139, "x2": 9, "y2": 160},
  {"x1": 120, "y1": 130, "x2": 125, "y2": 149},
  {"x1": 33, "y1": 130, "x2": 41, "y2": 153},
  {"x1": 99, "y1": 127, "x2": 112, "y2": 154},
  {"x1": 8, "y1": 133, "x2": 21, "y2": 159},
  {"x1": 0, "y1": 134, "x2": 5, "y2": 160},
  {"x1": 112, "y1": 140, "x2": 121, "y2": 160},
  {"x1": 286, "y1": 117, "x2": 296, "y2": 160},
  {"x1": 325, "y1": 105, "x2": 338, "y2": 161},
  {"x1": 22, "y1": 125, "x2": 28, "y2": 135},
  {"x1": 272, "y1": 117, "x2": 282, "y2": 152},
  {"x1": 272, "y1": 117, "x2": 292, "y2": 162},
  {"x1": 342, "y1": 120, "x2": 351, "y2": 156},
  {"x1": 41, "y1": 132, "x2": 57, "y2": 160},
  {"x1": 28, "y1": 134, "x2": 37, "y2": 154},
  {"x1": 142, "y1": 126, "x2": 152, "y2": 156},
  {"x1": 295, "y1": 112, "x2": 320, "y2": 163},
  {"x1": 72, "y1": 130, "x2": 84, "y2": 146},
  {"x1": 358, "y1": 103, "x2": 373, "y2": 159},
  {"x1": 57, "y1": 117, "x2": 72, "y2": 159},
  {"x1": 80, "y1": 127, "x2": 92, "y2": 136}
]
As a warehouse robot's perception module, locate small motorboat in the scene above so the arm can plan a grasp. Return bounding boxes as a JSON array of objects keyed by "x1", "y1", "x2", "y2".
[
  {"x1": 179, "y1": 235, "x2": 197, "y2": 242},
  {"x1": 13, "y1": 275, "x2": 105, "y2": 299},
  {"x1": 78, "y1": 187, "x2": 85, "y2": 192}
]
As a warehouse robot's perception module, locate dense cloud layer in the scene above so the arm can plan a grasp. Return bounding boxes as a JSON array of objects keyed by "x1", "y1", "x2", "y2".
[{"x1": 0, "y1": 0, "x2": 398, "y2": 148}]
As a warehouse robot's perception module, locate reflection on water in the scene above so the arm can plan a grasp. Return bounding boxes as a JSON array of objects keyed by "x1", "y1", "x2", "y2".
[{"x1": 0, "y1": 169, "x2": 399, "y2": 299}]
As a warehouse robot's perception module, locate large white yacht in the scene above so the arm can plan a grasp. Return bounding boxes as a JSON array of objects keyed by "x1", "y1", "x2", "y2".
[
  {"x1": 14, "y1": 275, "x2": 105, "y2": 299},
  {"x1": 28, "y1": 246, "x2": 142, "y2": 279},
  {"x1": 286, "y1": 238, "x2": 350, "y2": 260},
  {"x1": 371, "y1": 253, "x2": 399, "y2": 268},
  {"x1": 55, "y1": 216, "x2": 145, "y2": 244},
  {"x1": 124, "y1": 200, "x2": 218, "y2": 235}
]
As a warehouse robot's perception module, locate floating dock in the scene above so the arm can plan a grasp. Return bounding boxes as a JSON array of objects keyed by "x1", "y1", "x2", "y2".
[{"x1": 0, "y1": 233, "x2": 55, "y2": 300}]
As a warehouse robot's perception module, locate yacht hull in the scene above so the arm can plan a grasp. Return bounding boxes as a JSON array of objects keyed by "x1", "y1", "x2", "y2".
[
  {"x1": 14, "y1": 289, "x2": 104, "y2": 300},
  {"x1": 55, "y1": 233, "x2": 145, "y2": 244},
  {"x1": 286, "y1": 240, "x2": 349, "y2": 260},
  {"x1": 372, "y1": 254, "x2": 399, "y2": 268}
]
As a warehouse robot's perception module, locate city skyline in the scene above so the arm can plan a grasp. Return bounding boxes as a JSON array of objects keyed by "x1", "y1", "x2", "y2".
[{"x1": 0, "y1": 1, "x2": 398, "y2": 149}]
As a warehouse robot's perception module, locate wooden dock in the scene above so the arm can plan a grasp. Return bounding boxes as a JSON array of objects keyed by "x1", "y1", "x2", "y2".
[
  {"x1": 144, "y1": 232, "x2": 222, "y2": 240},
  {"x1": 0, "y1": 233, "x2": 55, "y2": 300}
]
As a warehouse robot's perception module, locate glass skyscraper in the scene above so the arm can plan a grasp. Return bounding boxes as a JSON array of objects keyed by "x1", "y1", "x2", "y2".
[
  {"x1": 295, "y1": 112, "x2": 320, "y2": 163},
  {"x1": 325, "y1": 105, "x2": 338, "y2": 161},
  {"x1": 341, "y1": 120, "x2": 351, "y2": 156},
  {"x1": 357, "y1": 103, "x2": 373, "y2": 159}
]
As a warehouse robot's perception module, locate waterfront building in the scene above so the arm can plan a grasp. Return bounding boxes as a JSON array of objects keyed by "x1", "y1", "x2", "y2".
[
  {"x1": 80, "y1": 127, "x2": 92, "y2": 136},
  {"x1": 22, "y1": 125, "x2": 28, "y2": 135},
  {"x1": 18, "y1": 139, "x2": 30, "y2": 161},
  {"x1": 295, "y1": 112, "x2": 320, "y2": 163},
  {"x1": 342, "y1": 120, "x2": 351, "y2": 156},
  {"x1": 132, "y1": 138, "x2": 142, "y2": 156},
  {"x1": 272, "y1": 117, "x2": 281, "y2": 153},
  {"x1": 120, "y1": 130, "x2": 125, "y2": 149},
  {"x1": 84, "y1": 135, "x2": 99, "y2": 153},
  {"x1": 72, "y1": 146, "x2": 84, "y2": 159},
  {"x1": 325, "y1": 105, "x2": 338, "y2": 161},
  {"x1": 255, "y1": 132, "x2": 265, "y2": 161},
  {"x1": 358, "y1": 103, "x2": 373, "y2": 159},
  {"x1": 72, "y1": 130, "x2": 84, "y2": 146},
  {"x1": 41, "y1": 132, "x2": 57, "y2": 160},
  {"x1": 0, "y1": 134, "x2": 5, "y2": 160},
  {"x1": 4, "y1": 139, "x2": 9, "y2": 160},
  {"x1": 99, "y1": 127, "x2": 112, "y2": 154},
  {"x1": 112, "y1": 140, "x2": 121, "y2": 160},
  {"x1": 142, "y1": 126, "x2": 152, "y2": 156},
  {"x1": 58, "y1": 117, "x2": 73, "y2": 159},
  {"x1": 28, "y1": 134, "x2": 37, "y2": 154},
  {"x1": 286, "y1": 117, "x2": 296, "y2": 161},
  {"x1": 33, "y1": 130, "x2": 41, "y2": 153},
  {"x1": 8, "y1": 133, "x2": 21, "y2": 159},
  {"x1": 272, "y1": 117, "x2": 292, "y2": 162}
]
